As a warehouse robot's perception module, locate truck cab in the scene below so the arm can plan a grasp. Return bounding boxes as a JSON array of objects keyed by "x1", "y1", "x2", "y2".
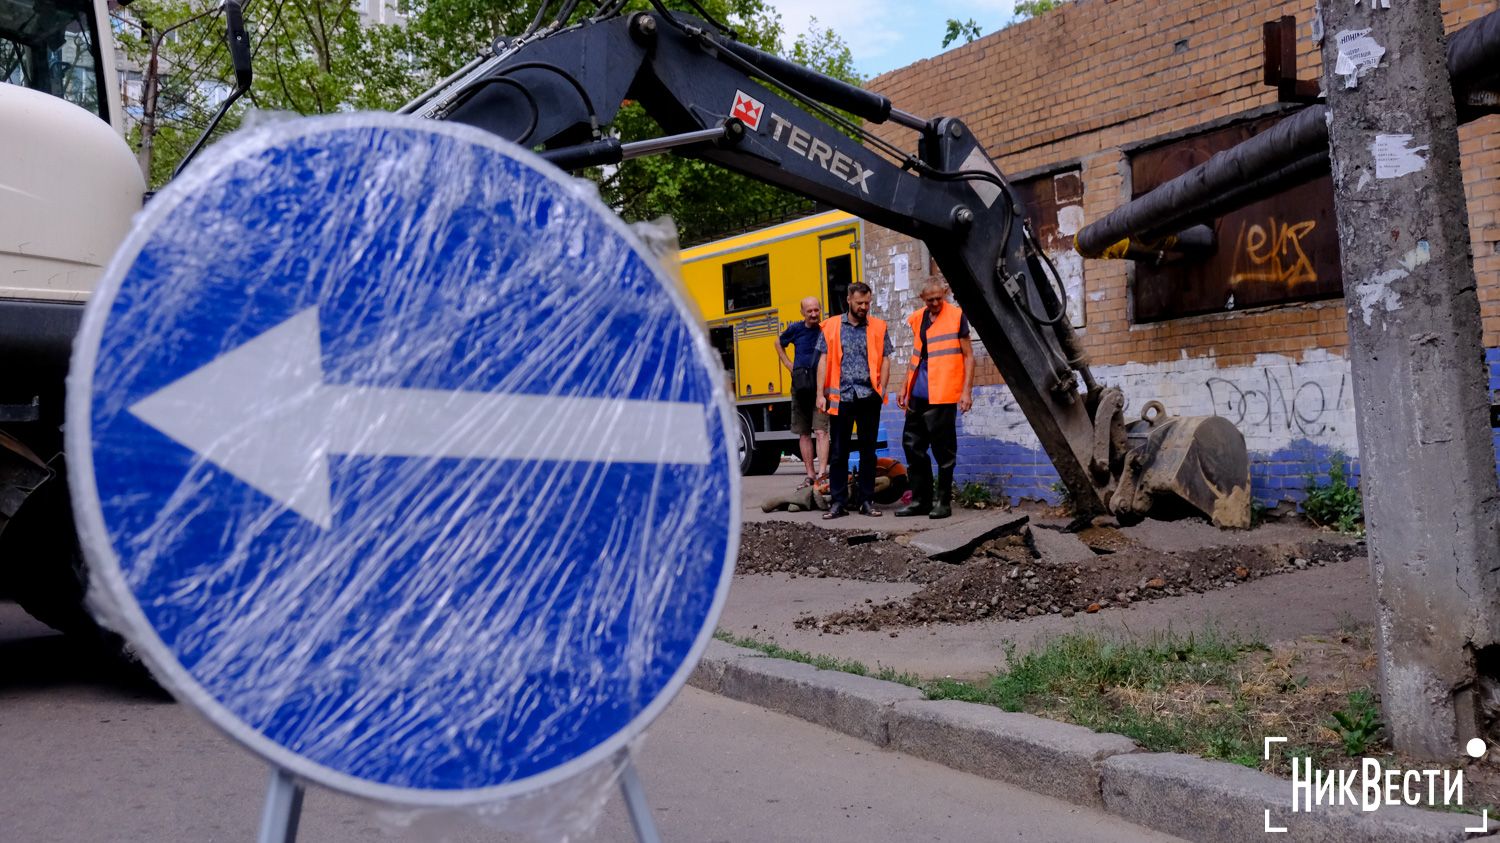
[
  {"x1": 1, "y1": 0, "x2": 144, "y2": 638},
  {"x1": 679, "y1": 210, "x2": 863, "y2": 475}
]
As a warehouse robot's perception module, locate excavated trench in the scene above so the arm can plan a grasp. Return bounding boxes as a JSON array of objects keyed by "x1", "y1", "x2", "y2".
[{"x1": 734, "y1": 520, "x2": 1362, "y2": 633}]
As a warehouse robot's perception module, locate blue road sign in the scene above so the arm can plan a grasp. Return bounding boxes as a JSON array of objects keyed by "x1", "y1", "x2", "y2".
[{"x1": 68, "y1": 115, "x2": 739, "y2": 805}]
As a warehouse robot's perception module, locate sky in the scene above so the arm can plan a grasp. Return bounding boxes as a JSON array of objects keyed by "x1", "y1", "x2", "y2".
[{"x1": 760, "y1": 1, "x2": 1022, "y2": 79}]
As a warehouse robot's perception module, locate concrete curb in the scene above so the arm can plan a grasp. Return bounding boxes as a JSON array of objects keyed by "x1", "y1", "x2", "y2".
[
  {"x1": 689, "y1": 640, "x2": 1493, "y2": 841},
  {"x1": 888, "y1": 699, "x2": 1137, "y2": 808}
]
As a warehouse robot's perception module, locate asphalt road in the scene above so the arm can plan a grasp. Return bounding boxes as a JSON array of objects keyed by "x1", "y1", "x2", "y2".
[{"x1": 0, "y1": 602, "x2": 1183, "y2": 842}]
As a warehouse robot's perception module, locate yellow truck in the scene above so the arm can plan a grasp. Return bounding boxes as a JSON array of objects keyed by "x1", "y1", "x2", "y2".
[{"x1": 679, "y1": 210, "x2": 863, "y2": 475}]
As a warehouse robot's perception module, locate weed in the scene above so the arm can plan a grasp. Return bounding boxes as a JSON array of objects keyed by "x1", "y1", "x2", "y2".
[
  {"x1": 954, "y1": 481, "x2": 996, "y2": 509},
  {"x1": 1250, "y1": 498, "x2": 1269, "y2": 527},
  {"x1": 1329, "y1": 689, "x2": 1384, "y2": 756},
  {"x1": 1303, "y1": 452, "x2": 1363, "y2": 534},
  {"x1": 1049, "y1": 480, "x2": 1075, "y2": 515}
]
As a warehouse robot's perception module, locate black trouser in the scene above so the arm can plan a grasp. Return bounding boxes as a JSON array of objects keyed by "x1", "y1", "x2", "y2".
[
  {"x1": 829, "y1": 395, "x2": 882, "y2": 509},
  {"x1": 903, "y1": 399, "x2": 958, "y2": 504}
]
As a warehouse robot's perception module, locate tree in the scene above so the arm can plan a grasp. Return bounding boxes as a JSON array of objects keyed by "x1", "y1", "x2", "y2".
[
  {"x1": 116, "y1": 0, "x2": 865, "y2": 242},
  {"x1": 116, "y1": 0, "x2": 399, "y2": 184},
  {"x1": 599, "y1": 17, "x2": 865, "y2": 244},
  {"x1": 1014, "y1": 0, "x2": 1067, "y2": 19},
  {"x1": 942, "y1": 18, "x2": 981, "y2": 48}
]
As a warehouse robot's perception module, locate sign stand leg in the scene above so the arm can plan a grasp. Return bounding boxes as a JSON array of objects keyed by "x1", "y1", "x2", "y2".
[
  {"x1": 618, "y1": 758, "x2": 663, "y2": 843},
  {"x1": 256, "y1": 768, "x2": 305, "y2": 843}
]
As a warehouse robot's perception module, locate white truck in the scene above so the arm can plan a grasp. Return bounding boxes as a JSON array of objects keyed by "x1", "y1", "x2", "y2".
[{"x1": 1, "y1": 0, "x2": 144, "y2": 642}]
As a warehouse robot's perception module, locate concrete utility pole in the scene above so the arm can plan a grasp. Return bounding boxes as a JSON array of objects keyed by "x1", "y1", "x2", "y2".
[{"x1": 1320, "y1": 3, "x2": 1500, "y2": 759}]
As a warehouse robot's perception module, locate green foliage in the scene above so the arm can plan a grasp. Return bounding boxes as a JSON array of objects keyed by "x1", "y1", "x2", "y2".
[
  {"x1": 1302, "y1": 452, "x2": 1363, "y2": 534},
  {"x1": 1014, "y1": 0, "x2": 1068, "y2": 19},
  {"x1": 1049, "y1": 479, "x2": 1074, "y2": 515},
  {"x1": 1250, "y1": 498, "x2": 1269, "y2": 527},
  {"x1": 115, "y1": 0, "x2": 864, "y2": 239},
  {"x1": 954, "y1": 480, "x2": 996, "y2": 509},
  {"x1": 941, "y1": 18, "x2": 982, "y2": 48},
  {"x1": 923, "y1": 629, "x2": 1268, "y2": 763},
  {"x1": 1329, "y1": 690, "x2": 1383, "y2": 756},
  {"x1": 115, "y1": 0, "x2": 413, "y2": 186},
  {"x1": 599, "y1": 12, "x2": 864, "y2": 243}
]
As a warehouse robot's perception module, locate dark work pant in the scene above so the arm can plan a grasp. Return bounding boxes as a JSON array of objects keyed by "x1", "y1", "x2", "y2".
[
  {"x1": 903, "y1": 400, "x2": 958, "y2": 503},
  {"x1": 829, "y1": 395, "x2": 882, "y2": 509}
]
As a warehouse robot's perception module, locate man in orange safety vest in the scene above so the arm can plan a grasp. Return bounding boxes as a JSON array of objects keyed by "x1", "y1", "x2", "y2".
[
  {"x1": 895, "y1": 277, "x2": 974, "y2": 520},
  {"x1": 815, "y1": 282, "x2": 892, "y2": 519}
]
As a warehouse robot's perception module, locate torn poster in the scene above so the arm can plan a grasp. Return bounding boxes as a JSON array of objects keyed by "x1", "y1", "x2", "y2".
[
  {"x1": 1334, "y1": 29, "x2": 1385, "y2": 88},
  {"x1": 1372, "y1": 134, "x2": 1430, "y2": 179}
]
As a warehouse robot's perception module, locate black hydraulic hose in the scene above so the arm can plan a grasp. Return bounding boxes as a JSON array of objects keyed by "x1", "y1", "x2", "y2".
[
  {"x1": 720, "y1": 40, "x2": 894, "y2": 125},
  {"x1": 447, "y1": 76, "x2": 540, "y2": 144},
  {"x1": 441, "y1": 61, "x2": 596, "y2": 137}
]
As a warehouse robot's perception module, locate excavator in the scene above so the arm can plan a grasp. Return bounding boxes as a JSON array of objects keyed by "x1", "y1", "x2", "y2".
[
  {"x1": 0, "y1": 0, "x2": 1251, "y2": 649},
  {"x1": 398, "y1": 2, "x2": 1252, "y2": 529}
]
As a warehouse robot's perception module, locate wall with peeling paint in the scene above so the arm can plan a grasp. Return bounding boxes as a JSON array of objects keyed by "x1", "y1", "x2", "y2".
[{"x1": 857, "y1": 0, "x2": 1500, "y2": 505}]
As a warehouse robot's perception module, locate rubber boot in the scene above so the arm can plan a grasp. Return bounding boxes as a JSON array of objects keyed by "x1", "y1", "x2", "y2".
[
  {"x1": 896, "y1": 487, "x2": 931, "y2": 517},
  {"x1": 929, "y1": 481, "x2": 952, "y2": 519},
  {"x1": 896, "y1": 500, "x2": 930, "y2": 517}
]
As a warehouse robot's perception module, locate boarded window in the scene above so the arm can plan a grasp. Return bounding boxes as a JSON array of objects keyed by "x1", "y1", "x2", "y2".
[
  {"x1": 722, "y1": 254, "x2": 771, "y2": 313},
  {"x1": 1130, "y1": 115, "x2": 1343, "y2": 323},
  {"x1": 1014, "y1": 170, "x2": 1086, "y2": 327}
]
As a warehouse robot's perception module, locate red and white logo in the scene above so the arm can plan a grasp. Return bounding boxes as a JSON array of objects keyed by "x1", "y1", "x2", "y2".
[{"x1": 730, "y1": 90, "x2": 765, "y2": 130}]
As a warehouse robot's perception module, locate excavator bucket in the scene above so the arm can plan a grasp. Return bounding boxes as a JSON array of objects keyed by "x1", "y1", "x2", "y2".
[{"x1": 1110, "y1": 413, "x2": 1252, "y2": 529}]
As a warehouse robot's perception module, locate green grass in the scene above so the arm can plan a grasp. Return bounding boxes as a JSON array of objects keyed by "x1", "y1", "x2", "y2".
[
  {"x1": 916, "y1": 629, "x2": 1270, "y2": 764},
  {"x1": 714, "y1": 630, "x2": 920, "y2": 684},
  {"x1": 719, "y1": 626, "x2": 1272, "y2": 765}
]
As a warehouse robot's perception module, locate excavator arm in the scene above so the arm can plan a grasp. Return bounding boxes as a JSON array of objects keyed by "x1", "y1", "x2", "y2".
[{"x1": 403, "y1": 6, "x2": 1250, "y2": 526}]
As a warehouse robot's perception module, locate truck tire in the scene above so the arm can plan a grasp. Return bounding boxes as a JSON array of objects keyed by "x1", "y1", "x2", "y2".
[
  {"x1": 748, "y1": 445, "x2": 784, "y2": 475},
  {"x1": 735, "y1": 413, "x2": 756, "y2": 475},
  {"x1": 0, "y1": 469, "x2": 147, "y2": 676},
  {"x1": 1, "y1": 471, "x2": 94, "y2": 636}
]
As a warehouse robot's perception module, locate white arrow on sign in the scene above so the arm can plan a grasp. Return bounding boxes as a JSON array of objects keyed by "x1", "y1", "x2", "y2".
[{"x1": 128, "y1": 307, "x2": 712, "y2": 528}]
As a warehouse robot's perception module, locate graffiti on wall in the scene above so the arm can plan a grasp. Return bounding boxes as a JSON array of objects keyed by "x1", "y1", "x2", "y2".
[
  {"x1": 1229, "y1": 217, "x2": 1320, "y2": 289},
  {"x1": 959, "y1": 351, "x2": 1357, "y2": 455},
  {"x1": 1203, "y1": 367, "x2": 1348, "y2": 437}
]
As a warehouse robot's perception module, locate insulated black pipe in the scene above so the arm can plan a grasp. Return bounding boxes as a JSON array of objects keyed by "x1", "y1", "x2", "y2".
[
  {"x1": 1449, "y1": 9, "x2": 1500, "y2": 87},
  {"x1": 1077, "y1": 9, "x2": 1500, "y2": 259},
  {"x1": 1076, "y1": 105, "x2": 1328, "y2": 257},
  {"x1": 1137, "y1": 150, "x2": 1330, "y2": 242}
]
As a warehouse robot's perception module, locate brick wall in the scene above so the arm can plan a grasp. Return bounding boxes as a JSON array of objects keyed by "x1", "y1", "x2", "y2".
[{"x1": 861, "y1": 0, "x2": 1500, "y2": 505}]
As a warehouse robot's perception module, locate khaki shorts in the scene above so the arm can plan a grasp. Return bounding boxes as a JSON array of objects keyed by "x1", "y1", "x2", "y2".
[{"x1": 790, "y1": 393, "x2": 830, "y2": 436}]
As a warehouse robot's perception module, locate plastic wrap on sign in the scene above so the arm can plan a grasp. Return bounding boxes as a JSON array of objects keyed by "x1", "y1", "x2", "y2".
[{"x1": 65, "y1": 114, "x2": 739, "y2": 828}]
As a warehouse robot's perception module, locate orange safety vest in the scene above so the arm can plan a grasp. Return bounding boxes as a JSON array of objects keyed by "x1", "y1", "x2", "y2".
[
  {"x1": 820, "y1": 315, "x2": 888, "y2": 416},
  {"x1": 901, "y1": 302, "x2": 966, "y2": 405}
]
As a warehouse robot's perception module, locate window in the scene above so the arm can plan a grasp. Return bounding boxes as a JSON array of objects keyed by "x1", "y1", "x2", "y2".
[
  {"x1": 824, "y1": 253, "x2": 852, "y2": 316},
  {"x1": 723, "y1": 254, "x2": 771, "y2": 313},
  {"x1": 1130, "y1": 116, "x2": 1343, "y2": 323},
  {"x1": 1014, "y1": 169, "x2": 1086, "y2": 327},
  {"x1": 0, "y1": 0, "x2": 106, "y2": 122}
]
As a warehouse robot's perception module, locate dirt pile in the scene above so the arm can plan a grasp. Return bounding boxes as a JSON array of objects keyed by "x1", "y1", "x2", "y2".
[
  {"x1": 734, "y1": 522, "x2": 1364, "y2": 632},
  {"x1": 736, "y1": 521, "x2": 949, "y2": 583}
]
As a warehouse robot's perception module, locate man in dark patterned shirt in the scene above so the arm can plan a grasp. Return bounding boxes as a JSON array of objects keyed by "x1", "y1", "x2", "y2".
[{"x1": 815, "y1": 282, "x2": 893, "y2": 518}]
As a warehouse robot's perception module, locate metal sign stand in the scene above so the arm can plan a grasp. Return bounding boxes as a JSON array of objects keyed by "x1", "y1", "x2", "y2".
[
  {"x1": 256, "y1": 769, "x2": 305, "y2": 843},
  {"x1": 618, "y1": 755, "x2": 664, "y2": 843},
  {"x1": 252, "y1": 756, "x2": 662, "y2": 843}
]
